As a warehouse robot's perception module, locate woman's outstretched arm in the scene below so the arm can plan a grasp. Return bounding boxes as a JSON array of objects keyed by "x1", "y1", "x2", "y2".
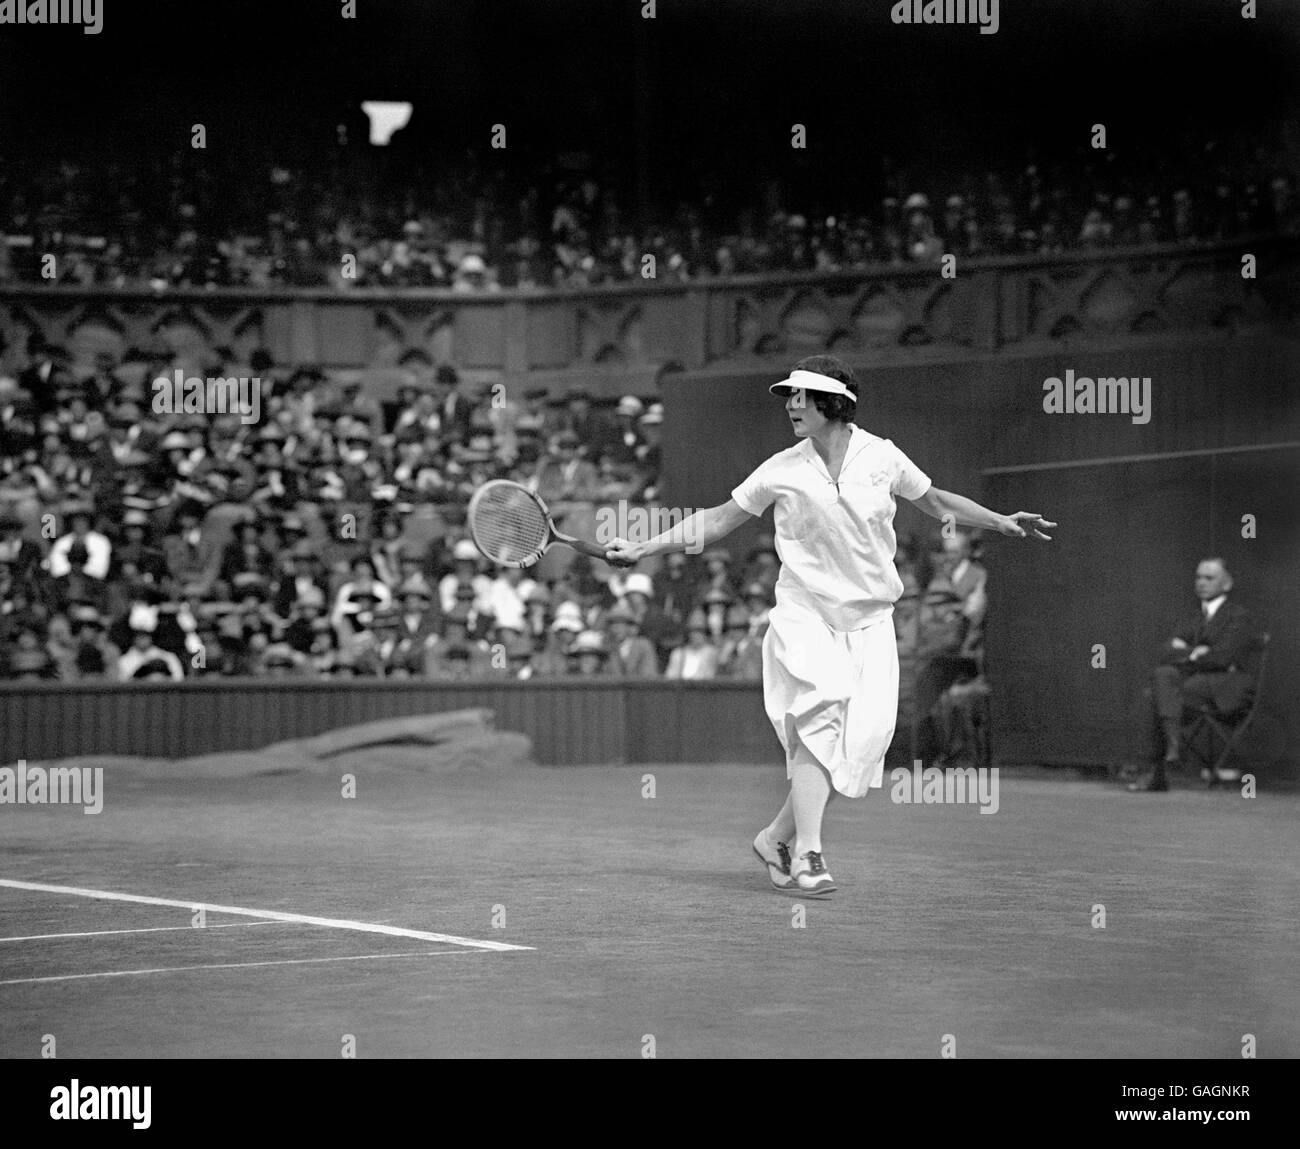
[
  {"x1": 908, "y1": 487, "x2": 1056, "y2": 540},
  {"x1": 605, "y1": 499, "x2": 754, "y2": 565}
]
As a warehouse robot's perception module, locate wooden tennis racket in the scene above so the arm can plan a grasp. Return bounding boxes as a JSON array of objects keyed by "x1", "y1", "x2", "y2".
[{"x1": 467, "y1": 479, "x2": 627, "y2": 569}]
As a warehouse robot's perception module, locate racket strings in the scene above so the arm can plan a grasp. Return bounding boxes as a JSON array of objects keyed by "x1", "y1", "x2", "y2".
[{"x1": 472, "y1": 485, "x2": 549, "y2": 563}]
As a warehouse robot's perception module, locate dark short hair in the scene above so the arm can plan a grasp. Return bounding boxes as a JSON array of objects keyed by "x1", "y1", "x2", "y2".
[{"x1": 792, "y1": 354, "x2": 858, "y2": 423}]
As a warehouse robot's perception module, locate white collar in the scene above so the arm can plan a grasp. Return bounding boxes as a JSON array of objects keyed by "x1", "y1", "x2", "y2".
[
  {"x1": 1203, "y1": 594, "x2": 1227, "y2": 619},
  {"x1": 801, "y1": 424, "x2": 876, "y2": 481}
]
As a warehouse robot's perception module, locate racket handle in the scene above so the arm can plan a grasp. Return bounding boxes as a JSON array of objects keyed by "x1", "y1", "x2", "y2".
[{"x1": 567, "y1": 537, "x2": 613, "y2": 561}]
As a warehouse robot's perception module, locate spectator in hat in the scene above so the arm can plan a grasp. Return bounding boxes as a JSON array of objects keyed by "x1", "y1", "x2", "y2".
[
  {"x1": 272, "y1": 543, "x2": 332, "y2": 621},
  {"x1": 369, "y1": 513, "x2": 409, "y2": 588},
  {"x1": 665, "y1": 609, "x2": 719, "y2": 680},
  {"x1": 392, "y1": 574, "x2": 442, "y2": 673},
  {"x1": 332, "y1": 557, "x2": 393, "y2": 632},
  {"x1": 431, "y1": 637, "x2": 475, "y2": 681},
  {"x1": 568, "y1": 629, "x2": 614, "y2": 677},
  {"x1": 740, "y1": 581, "x2": 773, "y2": 636},
  {"x1": 502, "y1": 634, "x2": 537, "y2": 680},
  {"x1": 516, "y1": 386, "x2": 556, "y2": 441},
  {"x1": 559, "y1": 387, "x2": 609, "y2": 451},
  {"x1": 393, "y1": 385, "x2": 442, "y2": 441},
  {"x1": 3, "y1": 623, "x2": 58, "y2": 680},
  {"x1": 306, "y1": 622, "x2": 339, "y2": 677},
  {"x1": 117, "y1": 626, "x2": 185, "y2": 681},
  {"x1": 338, "y1": 378, "x2": 384, "y2": 438},
  {"x1": 606, "y1": 602, "x2": 659, "y2": 677},
  {"x1": 701, "y1": 586, "x2": 733, "y2": 640},
  {"x1": 256, "y1": 641, "x2": 308, "y2": 677},
  {"x1": 718, "y1": 604, "x2": 763, "y2": 680},
  {"x1": 451, "y1": 253, "x2": 498, "y2": 294},
  {"x1": 630, "y1": 401, "x2": 664, "y2": 500},
  {"x1": 112, "y1": 509, "x2": 168, "y2": 584},
  {"x1": 47, "y1": 507, "x2": 112, "y2": 580},
  {"x1": 453, "y1": 580, "x2": 494, "y2": 641},
  {"x1": 742, "y1": 535, "x2": 781, "y2": 592},
  {"x1": 55, "y1": 604, "x2": 123, "y2": 681},
  {"x1": 535, "y1": 602, "x2": 584, "y2": 676},
  {"x1": 439, "y1": 538, "x2": 493, "y2": 615},
  {"x1": 0, "y1": 566, "x2": 41, "y2": 647},
  {"x1": 220, "y1": 520, "x2": 276, "y2": 589},
  {"x1": 620, "y1": 571, "x2": 674, "y2": 660},
  {"x1": 903, "y1": 193, "x2": 945, "y2": 263},
  {"x1": 435, "y1": 364, "x2": 474, "y2": 445},
  {"x1": 700, "y1": 547, "x2": 736, "y2": 601},
  {"x1": 534, "y1": 431, "x2": 600, "y2": 504},
  {"x1": 20, "y1": 341, "x2": 72, "y2": 417},
  {"x1": 522, "y1": 583, "x2": 552, "y2": 640},
  {"x1": 428, "y1": 605, "x2": 492, "y2": 678},
  {"x1": 281, "y1": 585, "x2": 328, "y2": 654},
  {"x1": 604, "y1": 395, "x2": 647, "y2": 467},
  {"x1": 0, "y1": 513, "x2": 43, "y2": 586},
  {"x1": 162, "y1": 501, "x2": 223, "y2": 594},
  {"x1": 351, "y1": 607, "x2": 405, "y2": 677}
]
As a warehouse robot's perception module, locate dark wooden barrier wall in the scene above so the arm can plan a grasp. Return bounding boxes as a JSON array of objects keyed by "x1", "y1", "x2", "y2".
[{"x1": 0, "y1": 680, "x2": 776, "y2": 768}]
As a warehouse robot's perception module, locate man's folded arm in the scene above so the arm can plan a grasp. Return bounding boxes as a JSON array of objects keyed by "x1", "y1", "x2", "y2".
[{"x1": 1196, "y1": 609, "x2": 1258, "y2": 672}]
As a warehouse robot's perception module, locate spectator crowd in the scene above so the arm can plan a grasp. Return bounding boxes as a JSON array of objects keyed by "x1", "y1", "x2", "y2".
[
  {"x1": 0, "y1": 337, "x2": 991, "y2": 696},
  {"x1": 0, "y1": 336, "x2": 768, "y2": 682},
  {"x1": 1, "y1": 135, "x2": 1294, "y2": 292}
]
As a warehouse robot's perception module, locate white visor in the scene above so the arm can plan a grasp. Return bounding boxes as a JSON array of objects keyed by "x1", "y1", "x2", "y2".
[{"x1": 769, "y1": 369, "x2": 856, "y2": 399}]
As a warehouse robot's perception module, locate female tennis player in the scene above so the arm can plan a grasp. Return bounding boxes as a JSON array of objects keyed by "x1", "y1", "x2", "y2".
[{"x1": 604, "y1": 355, "x2": 1055, "y2": 896}]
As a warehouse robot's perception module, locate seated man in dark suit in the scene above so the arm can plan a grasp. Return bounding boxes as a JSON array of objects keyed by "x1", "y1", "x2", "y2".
[{"x1": 1134, "y1": 557, "x2": 1259, "y2": 792}]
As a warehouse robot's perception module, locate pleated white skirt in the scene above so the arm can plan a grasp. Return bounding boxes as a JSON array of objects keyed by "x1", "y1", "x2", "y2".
[{"x1": 761, "y1": 602, "x2": 900, "y2": 798}]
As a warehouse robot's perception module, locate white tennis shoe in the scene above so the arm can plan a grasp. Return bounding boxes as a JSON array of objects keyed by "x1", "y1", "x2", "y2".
[
  {"x1": 752, "y1": 830, "x2": 796, "y2": 891},
  {"x1": 790, "y1": 850, "x2": 836, "y2": 897}
]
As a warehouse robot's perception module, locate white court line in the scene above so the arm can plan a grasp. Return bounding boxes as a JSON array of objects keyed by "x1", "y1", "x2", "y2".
[
  {"x1": 0, "y1": 949, "x2": 482, "y2": 986},
  {"x1": 0, "y1": 921, "x2": 289, "y2": 943},
  {"x1": 0, "y1": 879, "x2": 533, "y2": 953}
]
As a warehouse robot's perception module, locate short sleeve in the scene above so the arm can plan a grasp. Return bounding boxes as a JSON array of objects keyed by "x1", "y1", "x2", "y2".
[
  {"x1": 886, "y1": 440, "x2": 931, "y2": 500},
  {"x1": 731, "y1": 456, "x2": 780, "y2": 517}
]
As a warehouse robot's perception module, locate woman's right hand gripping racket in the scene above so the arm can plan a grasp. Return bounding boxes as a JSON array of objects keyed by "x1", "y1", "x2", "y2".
[{"x1": 467, "y1": 479, "x2": 633, "y2": 569}]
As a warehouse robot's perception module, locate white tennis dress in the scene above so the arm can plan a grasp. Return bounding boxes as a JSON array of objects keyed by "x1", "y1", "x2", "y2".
[{"x1": 731, "y1": 426, "x2": 932, "y2": 797}]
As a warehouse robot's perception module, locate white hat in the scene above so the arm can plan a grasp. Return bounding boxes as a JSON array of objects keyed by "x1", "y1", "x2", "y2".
[
  {"x1": 458, "y1": 253, "x2": 487, "y2": 275},
  {"x1": 640, "y1": 402, "x2": 664, "y2": 426},
  {"x1": 623, "y1": 573, "x2": 653, "y2": 598},
  {"x1": 617, "y1": 395, "x2": 644, "y2": 417},
  {"x1": 551, "y1": 602, "x2": 584, "y2": 633},
  {"x1": 453, "y1": 539, "x2": 479, "y2": 562},
  {"x1": 768, "y1": 369, "x2": 857, "y2": 399},
  {"x1": 570, "y1": 629, "x2": 607, "y2": 655}
]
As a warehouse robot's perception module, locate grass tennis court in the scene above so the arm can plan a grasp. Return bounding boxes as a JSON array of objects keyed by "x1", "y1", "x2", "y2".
[{"x1": 1, "y1": 764, "x2": 1296, "y2": 1058}]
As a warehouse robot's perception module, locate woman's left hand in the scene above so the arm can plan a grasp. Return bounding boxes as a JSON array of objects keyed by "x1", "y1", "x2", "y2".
[{"x1": 998, "y1": 512, "x2": 1056, "y2": 540}]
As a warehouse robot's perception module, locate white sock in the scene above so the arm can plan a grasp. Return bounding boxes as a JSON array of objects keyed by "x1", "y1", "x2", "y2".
[{"x1": 790, "y1": 751, "x2": 832, "y2": 857}]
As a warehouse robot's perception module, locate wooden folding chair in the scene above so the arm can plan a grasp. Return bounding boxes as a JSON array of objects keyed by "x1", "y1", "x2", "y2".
[{"x1": 1181, "y1": 632, "x2": 1271, "y2": 784}]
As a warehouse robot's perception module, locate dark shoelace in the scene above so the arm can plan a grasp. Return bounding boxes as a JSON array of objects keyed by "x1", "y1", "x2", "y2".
[
  {"x1": 804, "y1": 851, "x2": 827, "y2": 875},
  {"x1": 776, "y1": 841, "x2": 792, "y2": 873}
]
